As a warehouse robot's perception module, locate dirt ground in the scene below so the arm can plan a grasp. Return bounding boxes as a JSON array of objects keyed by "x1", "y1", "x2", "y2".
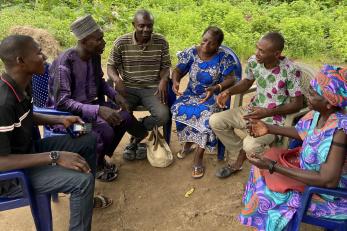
[{"x1": 0, "y1": 77, "x2": 321, "y2": 231}]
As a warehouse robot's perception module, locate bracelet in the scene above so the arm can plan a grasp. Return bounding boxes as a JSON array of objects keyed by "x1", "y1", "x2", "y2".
[
  {"x1": 268, "y1": 160, "x2": 277, "y2": 174},
  {"x1": 217, "y1": 83, "x2": 223, "y2": 92}
]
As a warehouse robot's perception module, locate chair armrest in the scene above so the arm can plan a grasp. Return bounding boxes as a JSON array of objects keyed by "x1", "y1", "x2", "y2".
[
  {"x1": 305, "y1": 186, "x2": 347, "y2": 199},
  {"x1": 278, "y1": 107, "x2": 310, "y2": 148},
  {"x1": 33, "y1": 106, "x2": 71, "y2": 116},
  {"x1": 0, "y1": 170, "x2": 25, "y2": 181},
  {"x1": 297, "y1": 186, "x2": 347, "y2": 222},
  {"x1": 284, "y1": 107, "x2": 310, "y2": 127},
  {"x1": 0, "y1": 170, "x2": 31, "y2": 197},
  {"x1": 233, "y1": 86, "x2": 256, "y2": 108}
]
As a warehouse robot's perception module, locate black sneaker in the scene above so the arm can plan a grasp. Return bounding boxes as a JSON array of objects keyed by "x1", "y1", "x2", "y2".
[
  {"x1": 135, "y1": 143, "x2": 147, "y2": 160},
  {"x1": 123, "y1": 142, "x2": 137, "y2": 161}
]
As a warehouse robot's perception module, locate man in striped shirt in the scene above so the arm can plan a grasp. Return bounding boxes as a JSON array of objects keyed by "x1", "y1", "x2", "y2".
[{"x1": 107, "y1": 9, "x2": 172, "y2": 161}]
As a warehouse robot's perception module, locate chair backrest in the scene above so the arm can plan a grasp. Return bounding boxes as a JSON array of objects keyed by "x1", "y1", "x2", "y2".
[
  {"x1": 296, "y1": 64, "x2": 316, "y2": 105},
  {"x1": 32, "y1": 63, "x2": 50, "y2": 108},
  {"x1": 220, "y1": 45, "x2": 242, "y2": 82}
]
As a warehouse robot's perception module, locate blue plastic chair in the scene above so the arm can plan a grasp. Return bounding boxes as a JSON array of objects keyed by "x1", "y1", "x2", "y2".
[
  {"x1": 32, "y1": 63, "x2": 69, "y2": 202},
  {"x1": 216, "y1": 45, "x2": 242, "y2": 160},
  {"x1": 287, "y1": 186, "x2": 347, "y2": 231},
  {"x1": 0, "y1": 170, "x2": 52, "y2": 231},
  {"x1": 32, "y1": 63, "x2": 71, "y2": 138}
]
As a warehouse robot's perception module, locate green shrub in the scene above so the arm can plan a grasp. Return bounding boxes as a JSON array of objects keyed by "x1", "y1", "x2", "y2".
[{"x1": 0, "y1": 0, "x2": 346, "y2": 65}]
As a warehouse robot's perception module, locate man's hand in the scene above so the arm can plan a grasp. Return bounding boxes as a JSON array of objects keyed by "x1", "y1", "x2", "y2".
[
  {"x1": 246, "y1": 119, "x2": 269, "y2": 137},
  {"x1": 155, "y1": 78, "x2": 168, "y2": 104},
  {"x1": 114, "y1": 78, "x2": 126, "y2": 97},
  {"x1": 99, "y1": 106, "x2": 123, "y2": 126},
  {"x1": 57, "y1": 151, "x2": 91, "y2": 173},
  {"x1": 243, "y1": 106, "x2": 270, "y2": 120},
  {"x1": 199, "y1": 86, "x2": 216, "y2": 104},
  {"x1": 60, "y1": 116, "x2": 84, "y2": 128},
  {"x1": 172, "y1": 80, "x2": 182, "y2": 96},
  {"x1": 114, "y1": 94, "x2": 130, "y2": 112},
  {"x1": 216, "y1": 91, "x2": 230, "y2": 108}
]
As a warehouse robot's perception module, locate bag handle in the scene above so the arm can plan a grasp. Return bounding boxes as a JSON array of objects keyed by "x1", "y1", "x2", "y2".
[{"x1": 149, "y1": 126, "x2": 166, "y2": 151}]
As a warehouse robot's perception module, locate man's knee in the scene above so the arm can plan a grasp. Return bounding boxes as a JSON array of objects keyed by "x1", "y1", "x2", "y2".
[
  {"x1": 73, "y1": 172, "x2": 94, "y2": 194},
  {"x1": 78, "y1": 133, "x2": 97, "y2": 153},
  {"x1": 209, "y1": 112, "x2": 228, "y2": 130},
  {"x1": 152, "y1": 106, "x2": 170, "y2": 126},
  {"x1": 243, "y1": 136, "x2": 266, "y2": 154}
]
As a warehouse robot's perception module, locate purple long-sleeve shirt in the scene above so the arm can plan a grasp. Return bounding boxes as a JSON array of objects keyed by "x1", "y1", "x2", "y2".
[{"x1": 47, "y1": 49, "x2": 117, "y2": 121}]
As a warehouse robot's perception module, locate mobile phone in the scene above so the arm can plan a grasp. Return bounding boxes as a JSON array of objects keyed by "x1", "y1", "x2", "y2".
[
  {"x1": 67, "y1": 123, "x2": 92, "y2": 137},
  {"x1": 72, "y1": 124, "x2": 85, "y2": 132}
]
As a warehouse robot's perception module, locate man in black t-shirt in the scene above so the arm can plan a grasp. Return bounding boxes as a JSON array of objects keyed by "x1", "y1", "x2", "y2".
[{"x1": 0, "y1": 35, "x2": 97, "y2": 231}]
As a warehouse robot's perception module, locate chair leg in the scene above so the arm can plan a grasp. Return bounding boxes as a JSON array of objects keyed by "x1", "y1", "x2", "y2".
[
  {"x1": 30, "y1": 193, "x2": 53, "y2": 231},
  {"x1": 163, "y1": 117, "x2": 172, "y2": 145},
  {"x1": 287, "y1": 213, "x2": 300, "y2": 231},
  {"x1": 52, "y1": 192, "x2": 59, "y2": 202},
  {"x1": 217, "y1": 140, "x2": 225, "y2": 161}
]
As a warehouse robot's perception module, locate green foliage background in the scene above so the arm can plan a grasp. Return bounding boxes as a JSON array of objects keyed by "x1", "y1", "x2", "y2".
[{"x1": 0, "y1": 0, "x2": 346, "y2": 65}]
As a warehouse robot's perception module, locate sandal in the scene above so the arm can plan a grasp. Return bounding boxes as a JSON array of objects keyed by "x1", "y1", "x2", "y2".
[
  {"x1": 192, "y1": 165, "x2": 205, "y2": 179},
  {"x1": 96, "y1": 168, "x2": 118, "y2": 182},
  {"x1": 135, "y1": 143, "x2": 147, "y2": 160},
  {"x1": 103, "y1": 160, "x2": 118, "y2": 173},
  {"x1": 93, "y1": 194, "x2": 113, "y2": 209},
  {"x1": 215, "y1": 164, "x2": 242, "y2": 178},
  {"x1": 177, "y1": 146, "x2": 196, "y2": 159}
]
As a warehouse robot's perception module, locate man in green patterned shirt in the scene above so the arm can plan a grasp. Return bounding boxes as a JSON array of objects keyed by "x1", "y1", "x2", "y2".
[
  {"x1": 210, "y1": 32, "x2": 304, "y2": 178},
  {"x1": 107, "y1": 9, "x2": 171, "y2": 161}
]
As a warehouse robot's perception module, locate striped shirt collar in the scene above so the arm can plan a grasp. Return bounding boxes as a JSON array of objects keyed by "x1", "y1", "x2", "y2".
[
  {"x1": 0, "y1": 73, "x2": 26, "y2": 102},
  {"x1": 131, "y1": 32, "x2": 153, "y2": 46}
]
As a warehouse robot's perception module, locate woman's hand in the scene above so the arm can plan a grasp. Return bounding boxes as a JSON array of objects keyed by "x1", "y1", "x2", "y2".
[
  {"x1": 199, "y1": 86, "x2": 216, "y2": 103},
  {"x1": 246, "y1": 119, "x2": 269, "y2": 137},
  {"x1": 216, "y1": 91, "x2": 230, "y2": 108},
  {"x1": 172, "y1": 80, "x2": 182, "y2": 96},
  {"x1": 247, "y1": 153, "x2": 272, "y2": 170}
]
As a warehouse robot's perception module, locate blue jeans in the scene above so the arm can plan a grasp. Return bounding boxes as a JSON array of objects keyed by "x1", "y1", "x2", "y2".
[{"x1": 28, "y1": 134, "x2": 96, "y2": 231}]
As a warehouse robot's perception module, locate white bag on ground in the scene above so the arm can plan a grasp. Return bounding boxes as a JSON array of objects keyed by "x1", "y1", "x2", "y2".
[{"x1": 146, "y1": 126, "x2": 173, "y2": 168}]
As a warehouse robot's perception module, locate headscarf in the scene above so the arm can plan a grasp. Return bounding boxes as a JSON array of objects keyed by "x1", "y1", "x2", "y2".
[
  {"x1": 310, "y1": 64, "x2": 347, "y2": 108},
  {"x1": 70, "y1": 15, "x2": 101, "y2": 40}
]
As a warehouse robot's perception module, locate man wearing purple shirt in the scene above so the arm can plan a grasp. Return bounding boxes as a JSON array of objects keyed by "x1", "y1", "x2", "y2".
[{"x1": 47, "y1": 15, "x2": 147, "y2": 182}]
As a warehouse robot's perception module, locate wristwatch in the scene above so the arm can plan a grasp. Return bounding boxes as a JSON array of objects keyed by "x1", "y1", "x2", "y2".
[
  {"x1": 268, "y1": 160, "x2": 277, "y2": 174},
  {"x1": 49, "y1": 151, "x2": 60, "y2": 166}
]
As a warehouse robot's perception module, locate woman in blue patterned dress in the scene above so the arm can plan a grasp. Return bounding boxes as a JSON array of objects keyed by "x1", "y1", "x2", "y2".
[
  {"x1": 171, "y1": 26, "x2": 238, "y2": 178},
  {"x1": 240, "y1": 65, "x2": 347, "y2": 230}
]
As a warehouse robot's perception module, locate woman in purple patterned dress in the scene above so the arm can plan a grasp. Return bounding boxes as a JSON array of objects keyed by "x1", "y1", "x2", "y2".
[{"x1": 239, "y1": 65, "x2": 347, "y2": 231}]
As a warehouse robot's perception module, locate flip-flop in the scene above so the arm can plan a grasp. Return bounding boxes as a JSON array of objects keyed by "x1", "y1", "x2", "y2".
[
  {"x1": 215, "y1": 164, "x2": 242, "y2": 178},
  {"x1": 93, "y1": 195, "x2": 113, "y2": 209},
  {"x1": 192, "y1": 165, "x2": 205, "y2": 179},
  {"x1": 177, "y1": 146, "x2": 196, "y2": 159}
]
